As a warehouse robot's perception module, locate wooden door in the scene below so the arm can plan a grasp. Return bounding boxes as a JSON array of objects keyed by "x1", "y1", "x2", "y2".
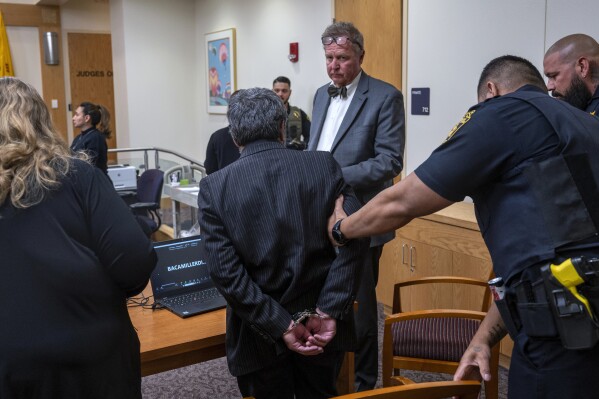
[
  {"x1": 335, "y1": 0, "x2": 403, "y2": 90},
  {"x1": 68, "y1": 33, "x2": 116, "y2": 159}
]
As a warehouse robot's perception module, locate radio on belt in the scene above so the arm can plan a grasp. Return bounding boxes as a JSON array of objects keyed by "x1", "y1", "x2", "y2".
[{"x1": 488, "y1": 276, "x2": 505, "y2": 301}]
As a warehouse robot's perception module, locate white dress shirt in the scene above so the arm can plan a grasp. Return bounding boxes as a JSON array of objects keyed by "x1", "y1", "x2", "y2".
[{"x1": 316, "y1": 71, "x2": 363, "y2": 152}]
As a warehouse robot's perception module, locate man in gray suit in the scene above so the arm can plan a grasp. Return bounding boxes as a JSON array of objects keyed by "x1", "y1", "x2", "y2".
[
  {"x1": 308, "y1": 21, "x2": 405, "y2": 391},
  {"x1": 198, "y1": 88, "x2": 369, "y2": 399}
]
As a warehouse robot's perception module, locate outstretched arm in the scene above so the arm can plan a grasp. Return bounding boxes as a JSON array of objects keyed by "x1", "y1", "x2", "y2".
[
  {"x1": 329, "y1": 172, "x2": 453, "y2": 242},
  {"x1": 454, "y1": 302, "x2": 507, "y2": 383}
]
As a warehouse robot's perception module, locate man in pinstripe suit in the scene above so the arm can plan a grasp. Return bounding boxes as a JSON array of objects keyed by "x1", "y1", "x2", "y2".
[{"x1": 198, "y1": 88, "x2": 369, "y2": 399}]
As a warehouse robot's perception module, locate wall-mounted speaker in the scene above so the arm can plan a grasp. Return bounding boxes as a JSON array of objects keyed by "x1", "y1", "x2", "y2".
[{"x1": 43, "y1": 32, "x2": 59, "y2": 65}]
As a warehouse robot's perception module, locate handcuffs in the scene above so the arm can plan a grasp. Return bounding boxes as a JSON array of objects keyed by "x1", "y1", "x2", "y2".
[{"x1": 284, "y1": 308, "x2": 324, "y2": 336}]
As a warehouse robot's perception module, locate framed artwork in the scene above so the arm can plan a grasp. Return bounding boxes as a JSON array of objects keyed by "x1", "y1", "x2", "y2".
[{"x1": 205, "y1": 28, "x2": 236, "y2": 114}]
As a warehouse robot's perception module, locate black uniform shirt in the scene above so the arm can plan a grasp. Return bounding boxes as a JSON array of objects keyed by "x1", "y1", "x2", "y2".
[
  {"x1": 414, "y1": 85, "x2": 597, "y2": 279},
  {"x1": 415, "y1": 85, "x2": 559, "y2": 202},
  {"x1": 587, "y1": 85, "x2": 599, "y2": 116}
]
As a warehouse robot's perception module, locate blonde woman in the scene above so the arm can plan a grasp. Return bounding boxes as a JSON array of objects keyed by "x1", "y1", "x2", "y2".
[{"x1": 0, "y1": 77, "x2": 156, "y2": 398}]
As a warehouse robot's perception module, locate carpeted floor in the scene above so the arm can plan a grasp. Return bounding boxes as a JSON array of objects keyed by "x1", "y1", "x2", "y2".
[{"x1": 141, "y1": 303, "x2": 508, "y2": 398}]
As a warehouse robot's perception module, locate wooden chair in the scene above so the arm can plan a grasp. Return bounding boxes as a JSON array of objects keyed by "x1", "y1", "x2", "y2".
[
  {"x1": 382, "y1": 276, "x2": 499, "y2": 399},
  {"x1": 332, "y1": 380, "x2": 481, "y2": 399}
]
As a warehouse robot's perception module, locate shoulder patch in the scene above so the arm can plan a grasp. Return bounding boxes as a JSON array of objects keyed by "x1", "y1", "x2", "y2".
[{"x1": 445, "y1": 110, "x2": 475, "y2": 142}]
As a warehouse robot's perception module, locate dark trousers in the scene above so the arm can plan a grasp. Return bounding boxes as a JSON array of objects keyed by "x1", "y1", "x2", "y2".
[
  {"x1": 508, "y1": 331, "x2": 599, "y2": 398},
  {"x1": 354, "y1": 245, "x2": 383, "y2": 391},
  {"x1": 237, "y1": 349, "x2": 345, "y2": 399}
]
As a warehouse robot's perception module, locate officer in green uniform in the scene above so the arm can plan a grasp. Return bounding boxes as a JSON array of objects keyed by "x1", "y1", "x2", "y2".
[{"x1": 273, "y1": 76, "x2": 311, "y2": 150}]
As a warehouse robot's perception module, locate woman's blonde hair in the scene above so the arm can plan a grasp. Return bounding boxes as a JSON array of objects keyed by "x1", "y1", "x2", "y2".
[{"x1": 0, "y1": 77, "x2": 74, "y2": 208}]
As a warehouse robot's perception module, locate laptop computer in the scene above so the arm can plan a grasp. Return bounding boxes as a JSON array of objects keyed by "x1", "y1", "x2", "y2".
[{"x1": 150, "y1": 235, "x2": 227, "y2": 318}]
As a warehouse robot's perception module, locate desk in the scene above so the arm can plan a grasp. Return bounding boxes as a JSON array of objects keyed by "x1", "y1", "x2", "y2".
[
  {"x1": 128, "y1": 285, "x2": 353, "y2": 394},
  {"x1": 163, "y1": 183, "x2": 199, "y2": 238},
  {"x1": 128, "y1": 285, "x2": 226, "y2": 376}
]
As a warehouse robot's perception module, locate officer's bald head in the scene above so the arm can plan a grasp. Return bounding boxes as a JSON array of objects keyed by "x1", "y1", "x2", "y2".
[
  {"x1": 477, "y1": 55, "x2": 547, "y2": 101},
  {"x1": 545, "y1": 34, "x2": 599, "y2": 85},
  {"x1": 546, "y1": 34, "x2": 599, "y2": 66}
]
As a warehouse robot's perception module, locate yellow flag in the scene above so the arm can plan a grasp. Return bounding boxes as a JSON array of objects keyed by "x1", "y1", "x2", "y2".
[{"x1": 0, "y1": 10, "x2": 14, "y2": 77}]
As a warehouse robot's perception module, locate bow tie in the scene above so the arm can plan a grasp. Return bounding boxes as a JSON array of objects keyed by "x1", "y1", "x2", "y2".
[{"x1": 327, "y1": 85, "x2": 347, "y2": 99}]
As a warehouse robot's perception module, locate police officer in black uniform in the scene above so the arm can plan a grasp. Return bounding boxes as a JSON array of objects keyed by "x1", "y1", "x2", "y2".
[
  {"x1": 544, "y1": 33, "x2": 599, "y2": 116},
  {"x1": 328, "y1": 55, "x2": 599, "y2": 399}
]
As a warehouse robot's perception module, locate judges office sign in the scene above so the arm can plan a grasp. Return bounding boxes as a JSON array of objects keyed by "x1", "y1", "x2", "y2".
[{"x1": 75, "y1": 70, "x2": 113, "y2": 77}]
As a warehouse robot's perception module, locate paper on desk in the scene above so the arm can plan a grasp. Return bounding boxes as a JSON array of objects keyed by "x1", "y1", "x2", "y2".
[{"x1": 177, "y1": 186, "x2": 200, "y2": 192}]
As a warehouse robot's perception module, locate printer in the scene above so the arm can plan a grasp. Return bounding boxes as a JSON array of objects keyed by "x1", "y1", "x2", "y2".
[{"x1": 107, "y1": 165, "x2": 137, "y2": 191}]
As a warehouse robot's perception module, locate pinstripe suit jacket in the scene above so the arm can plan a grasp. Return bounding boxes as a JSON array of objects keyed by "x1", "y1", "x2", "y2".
[
  {"x1": 309, "y1": 72, "x2": 405, "y2": 246},
  {"x1": 198, "y1": 140, "x2": 369, "y2": 377}
]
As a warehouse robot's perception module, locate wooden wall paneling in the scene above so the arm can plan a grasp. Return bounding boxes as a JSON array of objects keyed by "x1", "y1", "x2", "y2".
[
  {"x1": 0, "y1": 4, "x2": 67, "y2": 142},
  {"x1": 335, "y1": 0, "x2": 403, "y2": 90},
  {"x1": 401, "y1": 218, "x2": 491, "y2": 261},
  {"x1": 40, "y1": 26, "x2": 67, "y2": 141},
  {"x1": 68, "y1": 32, "x2": 116, "y2": 156},
  {"x1": 0, "y1": 3, "x2": 44, "y2": 26},
  {"x1": 452, "y1": 252, "x2": 492, "y2": 311},
  {"x1": 378, "y1": 237, "x2": 401, "y2": 314},
  {"x1": 406, "y1": 240, "x2": 453, "y2": 311}
]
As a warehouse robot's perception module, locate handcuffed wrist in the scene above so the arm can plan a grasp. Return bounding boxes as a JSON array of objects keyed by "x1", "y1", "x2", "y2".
[{"x1": 283, "y1": 320, "x2": 296, "y2": 337}]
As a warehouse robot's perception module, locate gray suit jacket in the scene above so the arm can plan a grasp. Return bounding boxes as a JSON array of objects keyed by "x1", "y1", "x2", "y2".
[
  {"x1": 198, "y1": 140, "x2": 369, "y2": 377},
  {"x1": 309, "y1": 72, "x2": 405, "y2": 246}
]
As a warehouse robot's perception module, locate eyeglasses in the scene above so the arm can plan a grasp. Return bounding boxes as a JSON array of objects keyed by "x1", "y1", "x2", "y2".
[{"x1": 321, "y1": 36, "x2": 362, "y2": 50}]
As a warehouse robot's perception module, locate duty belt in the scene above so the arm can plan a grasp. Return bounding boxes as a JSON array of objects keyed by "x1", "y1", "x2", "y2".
[{"x1": 493, "y1": 256, "x2": 599, "y2": 350}]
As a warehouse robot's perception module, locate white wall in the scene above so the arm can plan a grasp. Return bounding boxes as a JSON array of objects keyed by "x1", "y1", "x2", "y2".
[
  {"x1": 404, "y1": 0, "x2": 599, "y2": 175},
  {"x1": 110, "y1": 0, "x2": 197, "y2": 161},
  {"x1": 110, "y1": 0, "x2": 332, "y2": 164},
  {"x1": 545, "y1": 0, "x2": 599, "y2": 46},
  {"x1": 194, "y1": 0, "x2": 332, "y2": 154},
  {"x1": 6, "y1": 26, "x2": 42, "y2": 95},
  {"x1": 404, "y1": 0, "x2": 546, "y2": 174}
]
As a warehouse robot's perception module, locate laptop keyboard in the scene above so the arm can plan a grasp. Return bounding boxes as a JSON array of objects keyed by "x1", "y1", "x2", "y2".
[{"x1": 161, "y1": 288, "x2": 222, "y2": 307}]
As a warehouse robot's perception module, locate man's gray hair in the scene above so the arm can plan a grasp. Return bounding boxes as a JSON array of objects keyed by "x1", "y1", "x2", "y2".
[
  {"x1": 322, "y1": 21, "x2": 364, "y2": 56},
  {"x1": 227, "y1": 88, "x2": 287, "y2": 146}
]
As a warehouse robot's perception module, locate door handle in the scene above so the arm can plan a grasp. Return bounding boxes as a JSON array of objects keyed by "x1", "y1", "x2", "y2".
[{"x1": 402, "y1": 243, "x2": 408, "y2": 265}]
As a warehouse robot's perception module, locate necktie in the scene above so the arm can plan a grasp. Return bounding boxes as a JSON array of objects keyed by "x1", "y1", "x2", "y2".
[{"x1": 327, "y1": 85, "x2": 347, "y2": 99}]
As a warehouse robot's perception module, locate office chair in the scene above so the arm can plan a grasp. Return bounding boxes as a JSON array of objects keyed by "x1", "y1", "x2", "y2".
[
  {"x1": 382, "y1": 276, "x2": 499, "y2": 399},
  {"x1": 129, "y1": 169, "x2": 164, "y2": 237}
]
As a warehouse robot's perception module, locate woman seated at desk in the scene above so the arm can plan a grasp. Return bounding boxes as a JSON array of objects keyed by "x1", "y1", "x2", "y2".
[{"x1": 0, "y1": 77, "x2": 156, "y2": 398}]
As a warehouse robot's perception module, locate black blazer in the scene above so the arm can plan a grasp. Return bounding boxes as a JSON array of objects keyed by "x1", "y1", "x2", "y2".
[{"x1": 198, "y1": 140, "x2": 369, "y2": 376}]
